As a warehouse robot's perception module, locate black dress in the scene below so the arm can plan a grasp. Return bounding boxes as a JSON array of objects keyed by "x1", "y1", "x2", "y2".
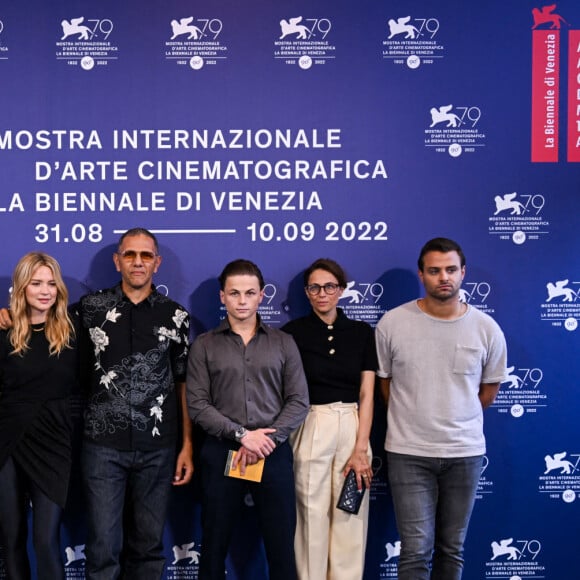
[{"x1": 0, "y1": 324, "x2": 79, "y2": 507}]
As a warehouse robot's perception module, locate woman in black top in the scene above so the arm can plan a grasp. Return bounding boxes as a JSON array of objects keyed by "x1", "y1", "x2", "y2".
[
  {"x1": 0, "y1": 252, "x2": 78, "y2": 580},
  {"x1": 282, "y1": 258, "x2": 377, "y2": 580}
]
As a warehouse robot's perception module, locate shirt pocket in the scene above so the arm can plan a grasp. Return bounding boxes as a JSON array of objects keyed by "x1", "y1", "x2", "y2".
[{"x1": 453, "y1": 345, "x2": 482, "y2": 375}]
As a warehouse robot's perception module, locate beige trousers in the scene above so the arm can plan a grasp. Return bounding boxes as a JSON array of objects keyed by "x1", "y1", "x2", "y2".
[{"x1": 291, "y1": 402, "x2": 372, "y2": 580}]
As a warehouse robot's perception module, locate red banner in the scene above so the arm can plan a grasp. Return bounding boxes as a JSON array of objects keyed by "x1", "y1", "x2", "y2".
[
  {"x1": 531, "y1": 30, "x2": 560, "y2": 162},
  {"x1": 568, "y1": 31, "x2": 580, "y2": 162}
]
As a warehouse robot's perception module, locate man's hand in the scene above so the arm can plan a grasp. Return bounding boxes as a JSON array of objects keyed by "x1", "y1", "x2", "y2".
[
  {"x1": 172, "y1": 443, "x2": 194, "y2": 486},
  {"x1": 231, "y1": 446, "x2": 260, "y2": 476},
  {"x1": 239, "y1": 428, "x2": 277, "y2": 458},
  {"x1": 0, "y1": 308, "x2": 13, "y2": 329}
]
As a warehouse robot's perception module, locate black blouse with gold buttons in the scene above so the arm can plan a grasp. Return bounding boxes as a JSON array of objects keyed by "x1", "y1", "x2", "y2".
[{"x1": 282, "y1": 308, "x2": 377, "y2": 405}]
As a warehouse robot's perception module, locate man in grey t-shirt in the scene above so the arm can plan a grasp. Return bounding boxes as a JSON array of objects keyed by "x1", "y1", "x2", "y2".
[{"x1": 375, "y1": 237, "x2": 507, "y2": 580}]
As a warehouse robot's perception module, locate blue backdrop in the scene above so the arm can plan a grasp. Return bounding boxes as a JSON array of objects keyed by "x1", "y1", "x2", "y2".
[{"x1": 0, "y1": 1, "x2": 579, "y2": 578}]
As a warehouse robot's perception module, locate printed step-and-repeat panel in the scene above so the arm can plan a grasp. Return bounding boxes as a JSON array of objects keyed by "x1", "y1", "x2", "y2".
[{"x1": 0, "y1": 1, "x2": 578, "y2": 578}]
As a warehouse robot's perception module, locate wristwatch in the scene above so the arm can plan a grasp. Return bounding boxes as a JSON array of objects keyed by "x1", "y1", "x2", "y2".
[{"x1": 234, "y1": 426, "x2": 247, "y2": 442}]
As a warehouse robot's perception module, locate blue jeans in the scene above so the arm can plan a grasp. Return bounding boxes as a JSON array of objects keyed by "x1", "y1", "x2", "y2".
[
  {"x1": 81, "y1": 441, "x2": 175, "y2": 580},
  {"x1": 387, "y1": 452, "x2": 483, "y2": 580}
]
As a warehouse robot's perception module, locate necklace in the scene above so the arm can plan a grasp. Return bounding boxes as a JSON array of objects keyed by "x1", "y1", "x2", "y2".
[{"x1": 32, "y1": 325, "x2": 45, "y2": 332}]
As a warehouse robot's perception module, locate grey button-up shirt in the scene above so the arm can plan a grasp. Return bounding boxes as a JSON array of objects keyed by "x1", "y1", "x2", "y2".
[{"x1": 186, "y1": 317, "x2": 309, "y2": 443}]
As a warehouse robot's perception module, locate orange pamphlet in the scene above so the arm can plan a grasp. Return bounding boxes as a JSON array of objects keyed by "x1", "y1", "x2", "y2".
[{"x1": 224, "y1": 450, "x2": 265, "y2": 482}]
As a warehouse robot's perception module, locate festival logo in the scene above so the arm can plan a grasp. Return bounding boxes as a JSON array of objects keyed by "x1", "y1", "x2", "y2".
[
  {"x1": 531, "y1": 4, "x2": 564, "y2": 161},
  {"x1": 382, "y1": 14, "x2": 444, "y2": 69},
  {"x1": 0, "y1": 17, "x2": 8, "y2": 60},
  {"x1": 494, "y1": 364, "x2": 548, "y2": 418},
  {"x1": 532, "y1": 5, "x2": 569, "y2": 29},
  {"x1": 338, "y1": 280, "x2": 385, "y2": 326},
  {"x1": 166, "y1": 540, "x2": 200, "y2": 580},
  {"x1": 55, "y1": 16, "x2": 118, "y2": 70},
  {"x1": 369, "y1": 455, "x2": 388, "y2": 499},
  {"x1": 458, "y1": 280, "x2": 495, "y2": 315},
  {"x1": 538, "y1": 450, "x2": 580, "y2": 503},
  {"x1": 546, "y1": 279, "x2": 577, "y2": 302},
  {"x1": 531, "y1": 4, "x2": 580, "y2": 162},
  {"x1": 385, "y1": 541, "x2": 401, "y2": 562},
  {"x1": 63, "y1": 544, "x2": 86, "y2": 579},
  {"x1": 258, "y1": 283, "x2": 283, "y2": 325},
  {"x1": 164, "y1": 16, "x2": 228, "y2": 70},
  {"x1": 485, "y1": 536, "x2": 546, "y2": 577},
  {"x1": 377, "y1": 540, "x2": 400, "y2": 578},
  {"x1": 488, "y1": 191, "x2": 550, "y2": 244},
  {"x1": 540, "y1": 277, "x2": 579, "y2": 331},
  {"x1": 424, "y1": 104, "x2": 486, "y2": 157},
  {"x1": 476, "y1": 456, "x2": 495, "y2": 500},
  {"x1": 274, "y1": 16, "x2": 336, "y2": 69}
]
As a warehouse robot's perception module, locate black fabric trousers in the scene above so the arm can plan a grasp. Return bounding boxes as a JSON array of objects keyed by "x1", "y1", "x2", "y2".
[
  {"x1": 0, "y1": 456, "x2": 64, "y2": 580},
  {"x1": 198, "y1": 435, "x2": 297, "y2": 580}
]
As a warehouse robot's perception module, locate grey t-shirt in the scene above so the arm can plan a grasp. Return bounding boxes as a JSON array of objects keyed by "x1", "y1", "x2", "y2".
[{"x1": 376, "y1": 300, "x2": 507, "y2": 457}]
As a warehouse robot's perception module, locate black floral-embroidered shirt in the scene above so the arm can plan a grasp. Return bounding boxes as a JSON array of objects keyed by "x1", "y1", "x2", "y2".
[{"x1": 77, "y1": 284, "x2": 190, "y2": 451}]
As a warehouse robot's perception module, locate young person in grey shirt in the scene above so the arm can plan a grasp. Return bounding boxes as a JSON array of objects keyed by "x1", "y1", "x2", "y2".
[{"x1": 186, "y1": 259, "x2": 308, "y2": 580}]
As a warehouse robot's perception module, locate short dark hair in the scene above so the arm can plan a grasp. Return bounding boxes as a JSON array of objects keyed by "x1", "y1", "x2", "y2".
[
  {"x1": 117, "y1": 228, "x2": 159, "y2": 254},
  {"x1": 418, "y1": 237, "x2": 466, "y2": 271},
  {"x1": 302, "y1": 258, "x2": 347, "y2": 288},
  {"x1": 219, "y1": 259, "x2": 265, "y2": 290}
]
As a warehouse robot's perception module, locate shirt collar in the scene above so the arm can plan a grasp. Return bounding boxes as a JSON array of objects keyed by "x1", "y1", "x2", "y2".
[
  {"x1": 115, "y1": 282, "x2": 159, "y2": 306},
  {"x1": 216, "y1": 314, "x2": 267, "y2": 335},
  {"x1": 308, "y1": 307, "x2": 348, "y2": 328}
]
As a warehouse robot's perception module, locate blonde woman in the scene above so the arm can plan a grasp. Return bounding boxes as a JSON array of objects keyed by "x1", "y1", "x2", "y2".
[{"x1": 0, "y1": 252, "x2": 78, "y2": 580}]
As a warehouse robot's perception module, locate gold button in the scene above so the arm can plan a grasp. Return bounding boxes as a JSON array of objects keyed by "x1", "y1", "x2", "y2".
[
  {"x1": 328, "y1": 336, "x2": 334, "y2": 341},
  {"x1": 327, "y1": 325, "x2": 334, "y2": 330},
  {"x1": 329, "y1": 348, "x2": 336, "y2": 355}
]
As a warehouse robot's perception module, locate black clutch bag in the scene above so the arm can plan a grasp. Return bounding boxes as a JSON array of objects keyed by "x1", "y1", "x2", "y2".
[{"x1": 336, "y1": 469, "x2": 366, "y2": 514}]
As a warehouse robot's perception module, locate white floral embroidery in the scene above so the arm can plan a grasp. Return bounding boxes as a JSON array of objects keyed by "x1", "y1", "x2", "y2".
[
  {"x1": 150, "y1": 394, "x2": 166, "y2": 437},
  {"x1": 172, "y1": 309, "x2": 188, "y2": 328},
  {"x1": 89, "y1": 327, "x2": 109, "y2": 355},
  {"x1": 158, "y1": 327, "x2": 180, "y2": 343},
  {"x1": 99, "y1": 370, "x2": 118, "y2": 390},
  {"x1": 90, "y1": 308, "x2": 123, "y2": 396},
  {"x1": 105, "y1": 308, "x2": 122, "y2": 323}
]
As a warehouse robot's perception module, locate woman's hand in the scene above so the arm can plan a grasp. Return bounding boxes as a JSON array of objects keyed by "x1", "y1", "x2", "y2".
[{"x1": 344, "y1": 448, "x2": 372, "y2": 491}]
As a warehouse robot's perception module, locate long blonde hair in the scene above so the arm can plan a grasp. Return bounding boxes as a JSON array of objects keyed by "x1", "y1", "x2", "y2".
[{"x1": 9, "y1": 252, "x2": 74, "y2": 356}]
